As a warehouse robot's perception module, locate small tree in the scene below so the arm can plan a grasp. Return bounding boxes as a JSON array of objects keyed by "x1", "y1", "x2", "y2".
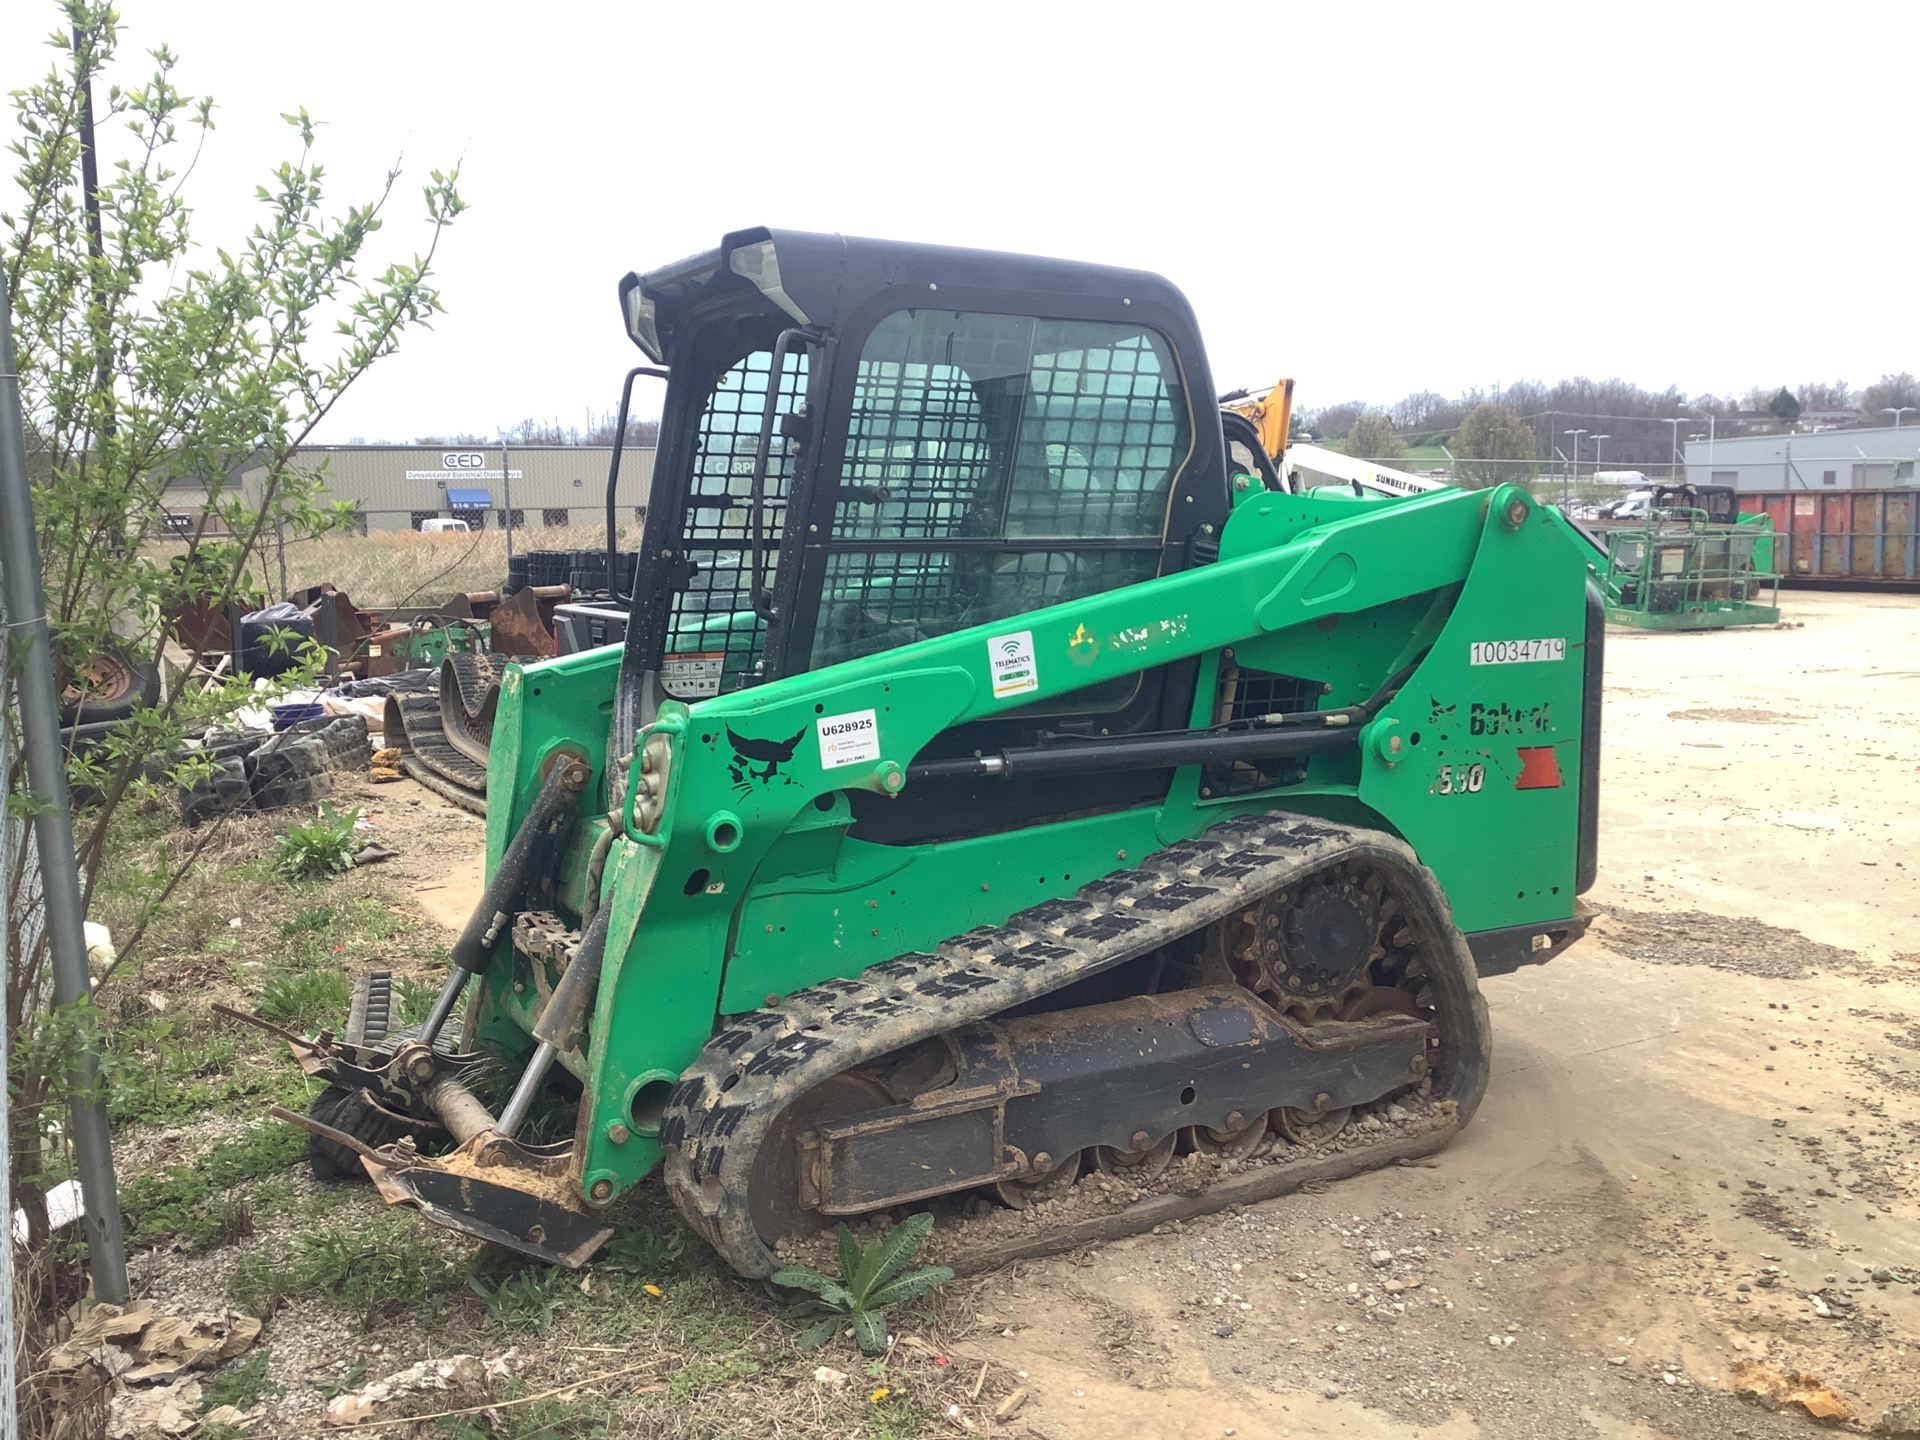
[
  {"x1": 1450, "y1": 403, "x2": 1538, "y2": 489},
  {"x1": 1343, "y1": 412, "x2": 1406, "y2": 461},
  {"x1": 1768, "y1": 387, "x2": 1802, "y2": 427},
  {"x1": 1307, "y1": 400, "x2": 1368, "y2": 442},
  {"x1": 4, "y1": 0, "x2": 461, "y2": 1388},
  {"x1": 1861, "y1": 372, "x2": 1919, "y2": 420}
]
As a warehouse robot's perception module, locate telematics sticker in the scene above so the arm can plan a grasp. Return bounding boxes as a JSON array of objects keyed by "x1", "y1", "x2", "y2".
[
  {"x1": 817, "y1": 708, "x2": 880, "y2": 768},
  {"x1": 987, "y1": 630, "x2": 1039, "y2": 700},
  {"x1": 1469, "y1": 638, "x2": 1566, "y2": 666}
]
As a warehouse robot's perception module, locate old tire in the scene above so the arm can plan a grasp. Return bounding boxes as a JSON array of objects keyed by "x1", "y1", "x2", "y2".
[{"x1": 58, "y1": 642, "x2": 156, "y2": 726}]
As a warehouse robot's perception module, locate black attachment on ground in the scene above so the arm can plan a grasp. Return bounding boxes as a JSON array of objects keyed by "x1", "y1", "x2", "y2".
[{"x1": 368, "y1": 1156, "x2": 614, "y2": 1268}]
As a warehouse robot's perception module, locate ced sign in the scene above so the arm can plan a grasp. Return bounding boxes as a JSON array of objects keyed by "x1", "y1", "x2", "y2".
[{"x1": 443, "y1": 452, "x2": 487, "y2": 470}]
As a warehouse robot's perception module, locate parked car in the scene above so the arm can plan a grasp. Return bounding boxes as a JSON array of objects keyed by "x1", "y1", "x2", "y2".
[
  {"x1": 1599, "y1": 490, "x2": 1654, "y2": 520},
  {"x1": 419, "y1": 517, "x2": 472, "y2": 534}
]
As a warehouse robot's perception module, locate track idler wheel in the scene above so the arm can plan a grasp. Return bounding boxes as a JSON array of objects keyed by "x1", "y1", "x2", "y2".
[
  {"x1": 1094, "y1": 1131, "x2": 1178, "y2": 1182},
  {"x1": 1186, "y1": 1110, "x2": 1270, "y2": 1161},
  {"x1": 747, "y1": 1072, "x2": 893, "y2": 1243},
  {"x1": 1273, "y1": 1099, "x2": 1353, "y2": 1147},
  {"x1": 993, "y1": 1149, "x2": 1085, "y2": 1210}
]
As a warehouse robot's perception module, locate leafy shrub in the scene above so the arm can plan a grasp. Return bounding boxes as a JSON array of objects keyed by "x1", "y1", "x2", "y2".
[
  {"x1": 771, "y1": 1212, "x2": 953, "y2": 1355},
  {"x1": 272, "y1": 804, "x2": 361, "y2": 881}
]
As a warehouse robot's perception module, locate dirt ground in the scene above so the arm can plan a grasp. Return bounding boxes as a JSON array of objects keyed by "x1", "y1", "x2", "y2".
[
  {"x1": 952, "y1": 590, "x2": 1920, "y2": 1439},
  {"x1": 358, "y1": 589, "x2": 1920, "y2": 1438}
]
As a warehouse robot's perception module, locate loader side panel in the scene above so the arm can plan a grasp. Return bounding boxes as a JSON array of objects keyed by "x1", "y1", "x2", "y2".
[{"x1": 1356, "y1": 505, "x2": 1591, "y2": 933}]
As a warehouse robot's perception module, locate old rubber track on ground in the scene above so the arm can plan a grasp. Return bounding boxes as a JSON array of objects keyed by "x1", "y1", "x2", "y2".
[
  {"x1": 383, "y1": 691, "x2": 488, "y2": 815},
  {"x1": 440, "y1": 651, "x2": 504, "y2": 768},
  {"x1": 661, "y1": 812, "x2": 1492, "y2": 1278}
]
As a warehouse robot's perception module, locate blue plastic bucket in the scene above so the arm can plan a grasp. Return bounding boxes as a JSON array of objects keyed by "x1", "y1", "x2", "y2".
[{"x1": 271, "y1": 702, "x2": 325, "y2": 731}]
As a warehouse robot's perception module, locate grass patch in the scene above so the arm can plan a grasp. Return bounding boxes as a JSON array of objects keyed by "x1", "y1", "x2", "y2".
[
  {"x1": 201, "y1": 1350, "x2": 283, "y2": 1411},
  {"x1": 227, "y1": 1210, "x2": 462, "y2": 1322},
  {"x1": 120, "y1": 1121, "x2": 308, "y2": 1251},
  {"x1": 436, "y1": 1385, "x2": 620, "y2": 1440},
  {"x1": 467, "y1": 1264, "x2": 575, "y2": 1334},
  {"x1": 256, "y1": 969, "x2": 351, "y2": 1025},
  {"x1": 104, "y1": 1013, "x2": 314, "y2": 1128}
]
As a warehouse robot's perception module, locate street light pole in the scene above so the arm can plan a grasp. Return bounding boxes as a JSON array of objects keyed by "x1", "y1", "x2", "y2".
[
  {"x1": 499, "y1": 433, "x2": 514, "y2": 566},
  {"x1": 1885, "y1": 406, "x2": 1916, "y2": 431},
  {"x1": 1663, "y1": 418, "x2": 1687, "y2": 481},
  {"x1": 1591, "y1": 434, "x2": 1610, "y2": 477},
  {"x1": 1562, "y1": 428, "x2": 1587, "y2": 504}
]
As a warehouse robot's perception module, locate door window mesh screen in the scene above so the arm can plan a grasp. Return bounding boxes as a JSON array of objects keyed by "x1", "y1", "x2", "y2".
[
  {"x1": 814, "y1": 311, "x2": 1188, "y2": 673},
  {"x1": 831, "y1": 311, "x2": 1185, "y2": 545},
  {"x1": 661, "y1": 349, "x2": 809, "y2": 697}
]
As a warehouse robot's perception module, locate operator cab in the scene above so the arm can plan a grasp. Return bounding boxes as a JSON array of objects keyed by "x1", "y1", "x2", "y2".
[{"x1": 608, "y1": 228, "x2": 1234, "y2": 840}]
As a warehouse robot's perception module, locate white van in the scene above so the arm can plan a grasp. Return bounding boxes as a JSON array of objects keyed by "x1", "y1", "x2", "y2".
[{"x1": 420, "y1": 517, "x2": 472, "y2": 534}]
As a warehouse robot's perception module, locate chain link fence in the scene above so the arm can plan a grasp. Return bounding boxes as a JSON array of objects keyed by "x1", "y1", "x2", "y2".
[{"x1": 147, "y1": 510, "x2": 649, "y2": 611}]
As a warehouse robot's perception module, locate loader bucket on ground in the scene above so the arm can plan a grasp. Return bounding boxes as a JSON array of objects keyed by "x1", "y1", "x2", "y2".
[{"x1": 363, "y1": 1140, "x2": 613, "y2": 1268}]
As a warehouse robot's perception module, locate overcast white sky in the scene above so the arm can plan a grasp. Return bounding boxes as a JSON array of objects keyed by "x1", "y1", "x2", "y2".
[{"x1": 4, "y1": 1, "x2": 1915, "y2": 441}]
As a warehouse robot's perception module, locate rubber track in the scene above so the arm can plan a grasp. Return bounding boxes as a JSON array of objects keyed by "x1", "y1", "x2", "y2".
[
  {"x1": 660, "y1": 812, "x2": 1488, "y2": 1279},
  {"x1": 383, "y1": 691, "x2": 488, "y2": 815},
  {"x1": 440, "y1": 652, "x2": 504, "y2": 768}
]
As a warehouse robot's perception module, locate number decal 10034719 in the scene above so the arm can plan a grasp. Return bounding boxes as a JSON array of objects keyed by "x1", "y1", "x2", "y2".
[
  {"x1": 1434, "y1": 763, "x2": 1485, "y2": 796},
  {"x1": 1469, "y1": 638, "x2": 1566, "y2": 665}
]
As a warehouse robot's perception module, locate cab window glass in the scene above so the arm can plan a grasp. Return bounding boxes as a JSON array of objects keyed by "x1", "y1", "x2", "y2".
[{"x1": 814, "y1": 311, "x2": 1188, "y2": 671}]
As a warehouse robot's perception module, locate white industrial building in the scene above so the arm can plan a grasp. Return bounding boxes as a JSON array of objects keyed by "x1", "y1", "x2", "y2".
[
  {"x1": 1684, "y1": 424, "x2": 1920, "y2": 492},
  {"x1": 182, "y1": 444, "x2": 657, "y2": 534}
]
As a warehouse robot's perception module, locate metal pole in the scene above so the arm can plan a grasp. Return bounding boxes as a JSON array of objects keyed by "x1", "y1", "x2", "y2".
[
  {"x1": 73, "y1": 25, "x2": 115, "y2": 448},
  {"x1": 501, "y1": 434, "x2": 514, "y2": 565},
  {"x1": 1664, "y1": 418, "x2": 1684, "y2": 481},
  {"x1": 0, "y1": 273, "x2": 130, "y2": 1302}
]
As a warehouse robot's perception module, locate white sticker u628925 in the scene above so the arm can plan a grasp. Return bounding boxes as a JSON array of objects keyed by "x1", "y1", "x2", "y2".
[
  {"x1": 816, "y1": 708, "x2": 880, "y2": 768},
  {"x1": 987, "y1": 630, "x2": 1039, "y2": 700}
]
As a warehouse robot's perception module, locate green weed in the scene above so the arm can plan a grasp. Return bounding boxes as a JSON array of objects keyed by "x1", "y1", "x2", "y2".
[
  {"x1": 256, "y1": 969, "x2": 350, "y2": 1025},
  {"x1": 772, "y1": 1213, "x2": 953, "y2": 1355},
  {"x1": 435, "y1": 1385, "x2": 618, "y2": 1440},
  {"x1": 394, "y1": 974, "x2": 438, "y2": 1026},
  {"x1": 467, "y1": 1264, "x2": 573, "y2": 1334},
  {"x1": 272, "y1": 804, "x2": 361, "y2": 881},
  {"x1": 227, "y1": 1213, "x2": 460, "y2": 1321},
  {"x1": 599, "y1": 1222, "x2": 687, "y2": 1281},
  {"x1": 318, "y1": 1358, "x2": 369, "y2": 1400},
  {"x1": 120, "y1": 1122, "x2": 307, "y2": 1250},
  {"x1": 200, "y1": 1350, "x2": 282, "y2": 1411},
  {"x1": 276, "y1": 906, "x2": 341, "y2": 938},
  {"x1": 666, "y1": 1350, "x2": 762, "y2": 1403}
]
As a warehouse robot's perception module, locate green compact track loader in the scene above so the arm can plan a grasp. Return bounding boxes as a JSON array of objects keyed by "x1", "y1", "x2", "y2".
[{"x1": 273, "y1": 229, "x2": 1605, "y2": 1278}]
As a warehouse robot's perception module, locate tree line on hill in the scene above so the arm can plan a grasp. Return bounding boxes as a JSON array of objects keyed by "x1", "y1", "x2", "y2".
[
  {"x1": 405, "y1": 372, "x2": 1920, "y2": 493},
  {"x1": 410, "y1": 413, "x2": 660, "y2": 448},
  {"x1": 1300, "y1": 372, "x2": 1920, "y2": 486}
]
